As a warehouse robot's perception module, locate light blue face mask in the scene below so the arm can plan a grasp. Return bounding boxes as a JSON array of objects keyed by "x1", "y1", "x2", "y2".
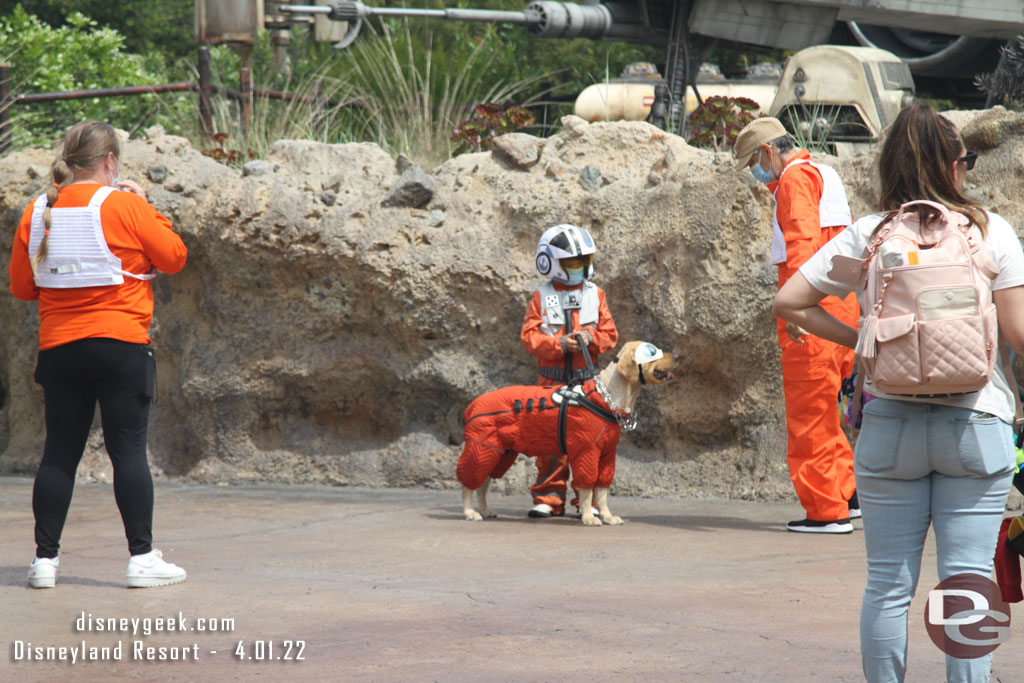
[
  {"x1": 565, "y1": 267, "x2": 585, "y2": 286},
  {"x1": 750, "y1": 151, "x2": 776, "y2": 184}
]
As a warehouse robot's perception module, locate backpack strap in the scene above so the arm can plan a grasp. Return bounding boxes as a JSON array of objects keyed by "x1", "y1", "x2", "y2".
[{"x1": 971, "y1": 246, "x2": 1000, "y2": 281}]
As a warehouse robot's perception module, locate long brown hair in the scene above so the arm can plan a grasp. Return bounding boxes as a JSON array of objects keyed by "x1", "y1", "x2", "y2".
[
  {"x1": 30, "y1": 120, "x2": 120, "y2": 275},
  {"x1": 875, "y1": 102, "x2": 986, "y2": 236}
]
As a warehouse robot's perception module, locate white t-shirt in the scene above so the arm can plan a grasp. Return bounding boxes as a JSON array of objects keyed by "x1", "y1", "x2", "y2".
[{"x1": 800, "y1": 210, "x2": 1024, "y2": 423}]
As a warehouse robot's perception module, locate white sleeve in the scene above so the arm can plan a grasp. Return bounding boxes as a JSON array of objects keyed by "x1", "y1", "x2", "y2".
[
  {"x1": 986, "y1": 212, "x2": 1024, "y2": 291},
  {"x1": 799, "y1": 215, "x2": 881, "y2": 298}
]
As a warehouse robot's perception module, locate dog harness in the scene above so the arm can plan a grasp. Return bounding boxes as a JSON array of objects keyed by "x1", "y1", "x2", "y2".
[
  {"x1": 552, "y1": 382, "x2": 622, "y2": 456},
  {"x1": 28, "y1": 186, "x2": 156, "y2": 288},
  {"x1": 457, "y1": 381, "x2": 624, "y2": 491}
]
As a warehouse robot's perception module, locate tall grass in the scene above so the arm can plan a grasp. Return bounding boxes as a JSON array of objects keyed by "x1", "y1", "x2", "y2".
[
  {"x1": 158, "y1": 22, "x2": 554, "y2": 168},
  {"x1": 157, "y1": 53, "x2": 367, "y2": 164},
  {"x1": 341, "y1": 21, "x2": 553, "y2": 167}
]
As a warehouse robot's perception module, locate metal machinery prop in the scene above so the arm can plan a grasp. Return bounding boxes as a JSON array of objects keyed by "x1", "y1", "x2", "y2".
[{"x1": 196, "y1": 0, "x2": 1024, "y2": 132}]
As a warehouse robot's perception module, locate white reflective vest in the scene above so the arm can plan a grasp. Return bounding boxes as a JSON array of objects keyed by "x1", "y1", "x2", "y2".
[
  {"x1": 770, "y1": 159, "x2": 852, "y2": 265},
  {"x1": 537, "y1": 280, "x2": 599, "y2": 336},
  {"x1": 27, "y1": 186, "x2": 155, "y2": 288}
]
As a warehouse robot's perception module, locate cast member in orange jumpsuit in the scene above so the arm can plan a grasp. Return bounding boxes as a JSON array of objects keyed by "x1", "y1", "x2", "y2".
[{"x1": 735, "y1": 118, "x2": 860, "y2": 533}]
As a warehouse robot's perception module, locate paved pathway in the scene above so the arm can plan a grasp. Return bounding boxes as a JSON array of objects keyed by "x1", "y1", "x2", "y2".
[{"x1": 1, "y1": 477, "x2": 1021, "y2": 682}]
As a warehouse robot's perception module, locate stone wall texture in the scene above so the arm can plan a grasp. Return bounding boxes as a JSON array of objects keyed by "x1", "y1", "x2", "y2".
[{"x1": 2, "y1": 108, "x2": 1022, "y2": 501}]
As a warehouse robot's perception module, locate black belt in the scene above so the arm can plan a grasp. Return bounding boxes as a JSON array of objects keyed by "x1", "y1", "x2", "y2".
[{"x1": 539, "y1": 366, "x2": 598, "y2": 383}]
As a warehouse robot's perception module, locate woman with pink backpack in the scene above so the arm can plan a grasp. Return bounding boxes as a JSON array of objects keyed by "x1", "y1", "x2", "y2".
[{"x1": 774, "y1": 102, "x2": 1024, "y2": 682}]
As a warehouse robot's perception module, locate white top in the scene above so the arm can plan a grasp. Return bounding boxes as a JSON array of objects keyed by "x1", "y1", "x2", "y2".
[{"x1": 800, "y1": 210, "x2": 1024, "y2": 422}]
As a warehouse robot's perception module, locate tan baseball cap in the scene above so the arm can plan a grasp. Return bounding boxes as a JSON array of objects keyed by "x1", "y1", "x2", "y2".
[{"x1": 733, "y1": 117, "x2": 788, "y2": 169}]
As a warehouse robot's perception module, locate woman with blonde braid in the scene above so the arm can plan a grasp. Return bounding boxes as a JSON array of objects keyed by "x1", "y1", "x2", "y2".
[{"x1": 8, "y1": 120, "x2": 188, "y2": 588}]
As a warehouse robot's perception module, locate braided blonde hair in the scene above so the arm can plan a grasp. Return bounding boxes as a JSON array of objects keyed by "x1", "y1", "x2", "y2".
[{"x1": 31, "y1": 121, "x2": 120, "y2": 276}]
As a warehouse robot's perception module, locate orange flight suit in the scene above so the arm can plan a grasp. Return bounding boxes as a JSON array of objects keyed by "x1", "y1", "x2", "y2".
[
  {"x1": 521, "y1": 281, "x2": 618, "y2": 514},
  {"x1": 457, "y1": 380, "x2": 622, "y2": 492},
  {"x1": 770, "y1": 150, "x2": 858, "y2": 522}
]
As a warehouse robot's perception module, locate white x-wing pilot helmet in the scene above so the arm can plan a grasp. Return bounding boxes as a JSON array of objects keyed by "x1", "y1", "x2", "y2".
[{"x1": 534, "y1": 224, "x2": 596, "y2": 285}]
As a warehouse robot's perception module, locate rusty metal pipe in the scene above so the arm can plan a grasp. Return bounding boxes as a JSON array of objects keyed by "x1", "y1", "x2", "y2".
[{"x1": 15, "y1": 81, "x2": 198, "y2": 103}]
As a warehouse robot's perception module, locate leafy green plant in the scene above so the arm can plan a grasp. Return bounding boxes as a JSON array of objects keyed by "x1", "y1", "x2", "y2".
[
  {"x1": 0, "y1": 6, "x2": 185, "y2": 148},
  {"x1": 686, "y1": 96, "x2": 759, "y2": 151},
  {"x1": 450, "y1": 103, "x2": 537, "y2": 152},
  {"x1": 10, "y1": 0, "x2": 194, "y2": 65}
]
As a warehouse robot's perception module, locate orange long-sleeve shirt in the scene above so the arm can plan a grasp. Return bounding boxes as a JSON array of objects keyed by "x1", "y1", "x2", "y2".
[
  {"x1": 769, "y1": 149, "x2": 847, "y2": 288},
  {"x1": 768, "y1": 150, "x2": 857, "y2": 345},
  {"x1": 520, "y1": 281, "x2": 618, "y2": 379},
  {"x1": 8, "y1": 183, "x2": 187, "y2": 350}
]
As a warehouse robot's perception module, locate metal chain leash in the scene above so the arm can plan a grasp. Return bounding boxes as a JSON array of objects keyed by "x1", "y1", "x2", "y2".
[
  {"x1": 575, "y1": 336, "x2": 637, "y2": 431},
  {"x1": 593, "y1": 374, "x2": 637, "y2": 432}
]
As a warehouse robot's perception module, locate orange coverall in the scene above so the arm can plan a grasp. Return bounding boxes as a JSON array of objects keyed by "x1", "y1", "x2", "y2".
[
  {"x1": 521, "y1": 281, "x2": 618, "y2": 513},
  {"x1": 457, "y1": 380, "x2": 622, "y2": 492},
  {"x1": 770, "y1": 150, "x2": 858, "y2": 522}
]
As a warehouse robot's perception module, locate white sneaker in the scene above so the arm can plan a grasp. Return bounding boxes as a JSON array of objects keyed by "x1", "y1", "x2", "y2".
[
  {"x1": 528, "y1": 503, "x2": 554, "y2": 518},
  {"x1": 28, "y1": 557, "x2": 58, "y2": 589},
  {"x1": 126, "y1": 549, "x2": 186, "y2": 588}
]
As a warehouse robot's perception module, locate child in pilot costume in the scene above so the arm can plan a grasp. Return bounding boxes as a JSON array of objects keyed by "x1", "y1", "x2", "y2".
[{"x1": 520, "y1": 224, "x2": 618, "y2": 517}]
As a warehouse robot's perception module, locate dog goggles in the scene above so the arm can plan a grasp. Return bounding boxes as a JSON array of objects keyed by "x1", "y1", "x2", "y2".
[{"x1": 635, "y1": 343, "x2": 664, "y2": 365}]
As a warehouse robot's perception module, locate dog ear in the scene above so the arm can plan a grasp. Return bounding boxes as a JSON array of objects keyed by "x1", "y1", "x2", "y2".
[{"x1": 615, "y1": 341, "x2": 642, "y2": 383}]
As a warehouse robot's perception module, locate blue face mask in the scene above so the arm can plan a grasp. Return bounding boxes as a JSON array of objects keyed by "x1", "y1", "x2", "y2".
[
  {"x1": 750, "y1": 151, "x2": 776, "y2": 184},
  {"x1": 564, "y1": 267, "x2": 585, "y2": 286}
]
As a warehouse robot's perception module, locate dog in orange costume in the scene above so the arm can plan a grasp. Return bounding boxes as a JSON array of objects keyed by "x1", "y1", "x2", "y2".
[{"x1": 458, "y1": 341, "x2": 677, "y2": 525}]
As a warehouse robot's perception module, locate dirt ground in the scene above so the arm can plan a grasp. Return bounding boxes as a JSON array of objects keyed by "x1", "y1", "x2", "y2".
[{"x1": 0, "y1": 476, "x2": 1022, "y2": 682}]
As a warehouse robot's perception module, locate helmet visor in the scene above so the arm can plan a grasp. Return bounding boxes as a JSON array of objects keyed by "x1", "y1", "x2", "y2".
[{"x1": 560, "y1": 254, "x2": 593, "y2": 271}]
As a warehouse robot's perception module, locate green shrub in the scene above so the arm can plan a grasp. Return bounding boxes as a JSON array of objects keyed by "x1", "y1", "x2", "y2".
[{"x1": 0, "y1": 6, "x2": 184, "y2": 148}]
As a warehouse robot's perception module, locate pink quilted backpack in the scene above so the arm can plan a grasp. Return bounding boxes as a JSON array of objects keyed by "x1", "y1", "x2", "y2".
[{"x1": 851, "y1": 200, "x2": 1000, "y2": 395}]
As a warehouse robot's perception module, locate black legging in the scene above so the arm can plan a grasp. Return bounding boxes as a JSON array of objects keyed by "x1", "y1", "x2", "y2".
[{"x1": 32, "y1": 338, "x2": 156, "y2": 558}]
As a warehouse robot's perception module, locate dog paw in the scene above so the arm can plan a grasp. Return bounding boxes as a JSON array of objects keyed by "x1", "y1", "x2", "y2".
[
  {"x1": 581, "y1": 516, "x2": 603, "y2": 526},
  {"x1": 481, "y1": 509, "x2": 496, "y2": 519},
  {"x1": 464, "y1": 510, "x2": 483, "y2": 521},
  {"x1": 601, "y1": 514, "x2": 623, "y2": 525}
]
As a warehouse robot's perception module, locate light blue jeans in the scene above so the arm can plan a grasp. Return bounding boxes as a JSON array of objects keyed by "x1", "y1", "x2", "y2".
[{"x1": 854, "y1": 398, "x2": 1015, "y2": 683}]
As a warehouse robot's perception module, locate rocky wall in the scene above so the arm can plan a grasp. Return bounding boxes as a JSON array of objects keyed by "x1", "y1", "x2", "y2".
[{"x1": 2, "y1": 108, "x2": 1020, "y2": 500}]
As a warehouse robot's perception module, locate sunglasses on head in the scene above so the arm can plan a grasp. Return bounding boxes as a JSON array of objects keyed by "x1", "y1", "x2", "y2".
[{"x1": 957, "y1": 151, "x2": 978, "y2": 171}]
